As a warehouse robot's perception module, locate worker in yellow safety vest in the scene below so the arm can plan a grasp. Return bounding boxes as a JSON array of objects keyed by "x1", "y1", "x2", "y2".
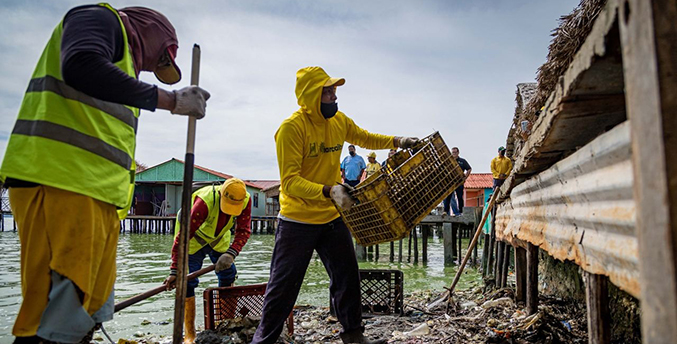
[
  {"x1": 163, "y1": 178, "x2": 252, "y2": 344},
  {"x1": 0, "y1": 4, "x2": 210, "y2": 343}
]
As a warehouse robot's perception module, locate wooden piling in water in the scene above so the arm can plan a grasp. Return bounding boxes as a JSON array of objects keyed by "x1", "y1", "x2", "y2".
[
  {"x1": 422, "y1": 224, "x2": 428, "y2": 264},
  {"x1": 451, "y1": 223, "x2": 457, "y2": 260},
  {"x1": 443, "y1": 222, "x2": 454, "y2": 266},
  {"x1": 398, "y1": 238, "x2": 403, "y2": 263},
  {"x1": 500, "y1": 243, "x2": 510, "y2": 288},
  {"x1": 413, "y1": 226, "x2": 419, "y2": 264},
  {"x1": 390, "y1": 241, "x2": 395, "y2": 262},
  {"x1": 496, "y1": 241, "x2": 504, "y2": 286}
]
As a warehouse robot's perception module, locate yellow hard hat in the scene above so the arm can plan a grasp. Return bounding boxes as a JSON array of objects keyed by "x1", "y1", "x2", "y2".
[
  {"x1": 368, "y1": 152, "x2": 377, "y2": 158},
  {"x1": 220, "y1": 178, "x2": 247, "y2": 215}
]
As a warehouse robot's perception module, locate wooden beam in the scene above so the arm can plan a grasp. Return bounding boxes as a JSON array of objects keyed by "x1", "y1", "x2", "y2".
[
  {"x1": 496, "y1": 241, "x2": 504, "y2": 286},
  {"x1": 451, "y1": 223, "x2": 458, "y2": 260},
  {"x1": 585, "y1": 272, "x2": 611, "y2": 344},
  {"x1": 526, "y1": 242, "x2": 539, "y2": 315},
  {"x1": 620, "y1": 0, "x2": 677, "y2": 342},
  {"x1": 481, "y1": 234, "x2": 490, "y2": 276},
  {"x1": 515, "y1": 246, "x2": 527, "y2": 302},
  {"x1": 501, "y1": 243, "x2": 510, "y2": 288},
  {"x1": 422, "y1": 225, "x2": 428, "y2": 264}
]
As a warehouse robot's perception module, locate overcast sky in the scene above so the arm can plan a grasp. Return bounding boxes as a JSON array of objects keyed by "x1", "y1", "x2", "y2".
[{"x1": 0, "y1": 0, "x2": 579, "y2": 180}]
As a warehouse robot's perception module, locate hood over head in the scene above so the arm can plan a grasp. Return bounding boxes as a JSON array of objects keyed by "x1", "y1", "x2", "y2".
[
  {"x1": 295, "y1": 66, "x2": 344, "y2": 124},
  {"x1": 118, "y1": 6, "x2": 181, "y2": 84}
]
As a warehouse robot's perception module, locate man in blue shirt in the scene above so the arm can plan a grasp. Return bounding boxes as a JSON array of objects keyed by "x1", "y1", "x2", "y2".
[{"x1": 341, "y1": 145, "x2": 366, "y2": 187}]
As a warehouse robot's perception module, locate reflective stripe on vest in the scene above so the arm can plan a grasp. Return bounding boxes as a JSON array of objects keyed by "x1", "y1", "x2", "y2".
[
  {"x1": 175, "y1": 185, "x2": 251, "y2": 254},
  {"x1": 0, "y1": 3, "x2": 138, "y2": 215}
]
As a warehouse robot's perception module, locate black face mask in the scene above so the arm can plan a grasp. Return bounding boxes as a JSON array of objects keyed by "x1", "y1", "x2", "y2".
[
  {"x1": 321, "y1": 102, "x2": 338, "y2": 119},
  {"x1": 349, "y1": 151, "x2": 356, "y2": 156}
]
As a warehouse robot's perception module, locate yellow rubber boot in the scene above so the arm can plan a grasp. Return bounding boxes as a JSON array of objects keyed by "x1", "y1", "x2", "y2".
[{"x1": 184, "y1": 296, "x2": 196, "y2": 344}]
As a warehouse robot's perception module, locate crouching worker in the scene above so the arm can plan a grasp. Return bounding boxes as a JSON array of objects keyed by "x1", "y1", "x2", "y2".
[{"x1": 164, "y1": 178, "x2": 252, "y2": 343}]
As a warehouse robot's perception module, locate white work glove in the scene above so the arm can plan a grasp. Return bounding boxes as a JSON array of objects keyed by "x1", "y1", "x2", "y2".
[
  {"x1": 398, "y1": 137, "x2": 419, "y2": 149},
  {"x1": 331, "y1": 184, "x2": 357, "y2": 211},
  {"x1": 172, "y1": 86, "x2": 211, "y2": 119},
  {"x1": 215, "y1": 253, "x2": 235, "y2": 272}
]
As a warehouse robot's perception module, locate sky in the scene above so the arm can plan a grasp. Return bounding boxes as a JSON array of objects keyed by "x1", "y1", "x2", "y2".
[{"x1": 0, "y1": 0, "x2": 579, "y2": 180}]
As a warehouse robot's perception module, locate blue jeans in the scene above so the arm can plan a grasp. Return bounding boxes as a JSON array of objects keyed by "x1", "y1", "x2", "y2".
[
  {"x1": 345, "y1": 179, "x2": 360, "y2": 187},
  {"x1": 187, "y1": 245, "x2": 237, "y2": 298},
  {"x1": 444, "y1": 185, "x2": 463, "y2": 215}
]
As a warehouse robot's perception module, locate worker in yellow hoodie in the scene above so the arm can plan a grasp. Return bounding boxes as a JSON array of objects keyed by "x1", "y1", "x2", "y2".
[{"x1": 251, "y1": 66, "x2": 418, "y2": 344}]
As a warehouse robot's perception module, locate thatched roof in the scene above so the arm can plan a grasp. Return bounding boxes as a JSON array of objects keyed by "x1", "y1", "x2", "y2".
[{"x1": 524, "y1": 0, "x2": 607, "y2": 120}]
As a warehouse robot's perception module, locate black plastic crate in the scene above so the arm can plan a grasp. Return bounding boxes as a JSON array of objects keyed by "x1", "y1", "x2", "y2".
[{"x1": 331, "y1": 269, "x2": 404, "y2": 316}]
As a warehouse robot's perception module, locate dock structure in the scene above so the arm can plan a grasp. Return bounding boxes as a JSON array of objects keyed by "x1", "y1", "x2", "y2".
[{"x1": 491, "y1": 0, "x2": 677, "y2": 342}]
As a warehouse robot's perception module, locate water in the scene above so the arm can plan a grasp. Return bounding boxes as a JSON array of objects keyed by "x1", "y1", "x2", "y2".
[{"x1": 0, "y1": 216, "x2": 482, "y2": 342}]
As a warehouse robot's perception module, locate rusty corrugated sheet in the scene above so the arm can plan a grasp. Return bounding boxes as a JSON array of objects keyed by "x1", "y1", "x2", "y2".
[{"x1": 496, "y1": 121, "x2": 638, "y2": 298}]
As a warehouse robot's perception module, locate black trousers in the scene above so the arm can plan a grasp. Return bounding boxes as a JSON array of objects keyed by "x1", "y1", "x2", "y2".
[{"x1": 251, "y1": 218, "x2": 363, "y2": 344}]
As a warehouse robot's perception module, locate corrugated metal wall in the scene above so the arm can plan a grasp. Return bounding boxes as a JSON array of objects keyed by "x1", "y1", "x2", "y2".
[{"x1": 495, "y1": 121, "x2": 638, "y2": 297}]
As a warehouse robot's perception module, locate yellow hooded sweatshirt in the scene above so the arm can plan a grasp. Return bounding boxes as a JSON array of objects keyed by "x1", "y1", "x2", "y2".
[{"x1": 275, "y1": 67, "x2": 396, "y2": 224}]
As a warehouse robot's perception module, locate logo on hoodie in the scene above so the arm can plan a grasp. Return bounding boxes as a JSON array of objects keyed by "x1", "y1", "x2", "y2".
[{"x1": 309, "y1": 142, "x2": 342, "y2": 158}]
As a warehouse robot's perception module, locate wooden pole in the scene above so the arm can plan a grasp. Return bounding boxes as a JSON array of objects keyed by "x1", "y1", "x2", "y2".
[
  {"x1": 501, "y1": 243, "x2": 510, "y2": 288},
  {"x1": 407, "y1": 229, "x2": 412, "y2": 261},
  {"x1": 413, "y1": 226, "x2": 419, "y2": 264},
  {"x1": 398, "y1": 239, "x2": 403, "y2": 263},
  {"x1": 481, "y1": 234, "x2": 490, "y2": 276},
  {"x1": 422, "y1": 225, "x2": 428, "y2": 264},
  {"x1": 390, "y1": 241, "x2": 395, "y2": 262},
  {"x1": 620, "y1": 0, "x2": 677, "y2": 342},
  {"x1": 496, "y1": 241, "x2": 504, "y2": 287},
  {"x1": 526, "y1": 242, "x2": 539, "y2": 315},
  {"x1": 116, "y1": 265, "x2": 214, "y2": 313},
  {"x1": 515, "y1": 246, "x2": 527, "y2": 302},
  {"x1": 173, "y1": 44, "x2": 201, "y2": 344},
  {"x1": 585, "y1": 272, "x2": 611, "y2": 344}
]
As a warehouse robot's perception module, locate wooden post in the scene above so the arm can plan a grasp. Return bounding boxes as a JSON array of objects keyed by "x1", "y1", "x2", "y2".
[
  {"x1": 390, "y1": 241, "x2": 395, "y2": 262},
  {"x1": 413, "y1": 226, "x2": 419, "y2": 264},
  {"x1": 451, "y1": 223, "x2": 457, "y2": 261},
  {"x1": 422, "y1": 224, "x2": 428, "y2": 264},
  {"x1": 457, "y1": 225, "x2": 463, "y2": 263},
  {"x1": 501, "y1": 243, "x2": 510, "y2": 288},
  {"x1": 495, "y1": 241, "x2": 504, "y2": 287},
  {"x1": 526, "y1": 242, "x2": 539, "y2": 315},
  {"x1": 620, "y1": 0, "x2": 677, "y2": 342},
  {"x1": 375, "y1": 244, "x2": 379, "y2": 261},
  {"x1": 472, "y1": 233, "x2": 478, "y2": 267},
  {"x1": 515, "y1": 246, "x2": 527, "y2": 302},
  {"x1": 585, "y1": 272, "x2": 611, "y2": 344},
  {"x1": 408, "y1": 229, "x2": 412, "y2": 262},
  {"x1": 443, "y1": 222, "x2": 454, "y2": 266},
  {"x1": 398, "y1": 239, "x2": 403, "y2": 263}
]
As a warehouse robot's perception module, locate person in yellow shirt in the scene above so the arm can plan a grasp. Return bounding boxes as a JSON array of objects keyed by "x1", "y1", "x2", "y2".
[
  {"x1": 490, "y1": 146, "x2": 513, "y2": 188},
  {"x1": 364, "y1": 152, "x2": 381, "y2": 180},
  {"x1": 251, "y1": 66, "x2": 418, "y2": 344}
]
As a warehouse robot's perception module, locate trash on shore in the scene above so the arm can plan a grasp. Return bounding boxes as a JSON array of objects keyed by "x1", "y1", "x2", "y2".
[{"x1": 118, "y1": 287, "x2": 587, "y2": 344}]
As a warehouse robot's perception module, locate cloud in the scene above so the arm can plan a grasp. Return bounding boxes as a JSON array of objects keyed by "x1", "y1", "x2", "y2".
[{"x1": 0, "y1": 0, "x2": 578, "y2": 179}]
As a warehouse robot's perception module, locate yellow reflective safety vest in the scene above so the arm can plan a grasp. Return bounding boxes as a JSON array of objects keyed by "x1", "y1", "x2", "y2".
[
  {"x1": 0, "y1": 3, "x2": 139, "y2": 218},
  {"x1": 175, "y1": 185, "x2": 251, "y2": 254}
]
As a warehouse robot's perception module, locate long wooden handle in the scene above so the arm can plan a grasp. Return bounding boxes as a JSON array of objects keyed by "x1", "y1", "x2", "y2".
[
  {"x1": 114, "y1": 265, "x2": 215, "y2": 313},
  {"x1": 447, "y1": 188, "x2": 500, "y2": 295},
  {"x1": 173, "y1": 44, "x2": 201, "y2": 344}
]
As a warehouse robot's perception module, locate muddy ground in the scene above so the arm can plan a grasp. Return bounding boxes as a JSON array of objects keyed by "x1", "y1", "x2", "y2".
[{"x1": 120, "y1": 284, "x2": 588, "y2": 344}]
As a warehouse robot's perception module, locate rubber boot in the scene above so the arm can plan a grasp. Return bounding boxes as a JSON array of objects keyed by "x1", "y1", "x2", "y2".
[
  {"x1": 339, "y1": 329, "x2": 387, "y2": 344},
  {"x1": 184, "y1": 296, "x2": 196, "y2": 344}
]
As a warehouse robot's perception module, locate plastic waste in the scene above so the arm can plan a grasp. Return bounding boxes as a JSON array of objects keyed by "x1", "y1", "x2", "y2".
[
  {"x1": 404, "y1": 323, "x2": 431, "y2": 336},
  {"x1": 481, "y1": 297, "x2": 513, "y2": 309}
]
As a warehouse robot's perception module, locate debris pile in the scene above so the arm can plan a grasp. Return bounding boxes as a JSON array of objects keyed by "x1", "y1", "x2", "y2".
[{"x1": 116, "y1": 287, "x2": 588, "y2": 344}]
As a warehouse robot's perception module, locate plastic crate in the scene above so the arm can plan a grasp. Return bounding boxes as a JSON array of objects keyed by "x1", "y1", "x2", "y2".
[
  {"x1": 338, "y1": 132, "x2": 465, "y2": 246},
  {"x1": 203, "y1": 283, "x2": 293, "y2": 335},
  {"x1": 330, "y1": 269, "x2": 404, "y2": 316}
]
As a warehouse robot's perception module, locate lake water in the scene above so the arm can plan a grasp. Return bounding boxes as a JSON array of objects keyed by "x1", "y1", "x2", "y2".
[{"x1": 0, "y1": 216, "x2": 481, "y2": 342}]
